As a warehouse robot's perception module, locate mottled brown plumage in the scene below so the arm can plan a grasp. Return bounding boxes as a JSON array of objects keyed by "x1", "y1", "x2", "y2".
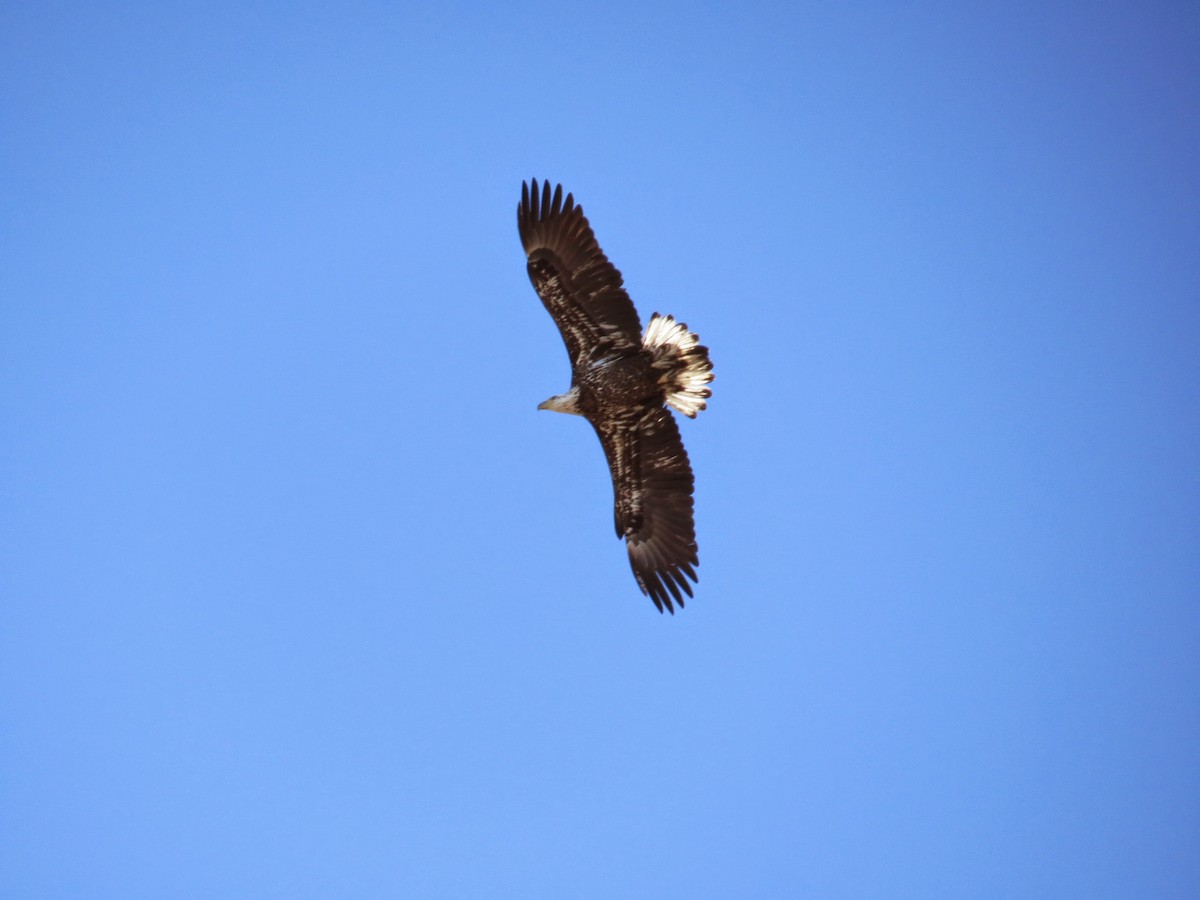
[{"x1": 517, "y1": 179, "x2": 713, "y2": 613}]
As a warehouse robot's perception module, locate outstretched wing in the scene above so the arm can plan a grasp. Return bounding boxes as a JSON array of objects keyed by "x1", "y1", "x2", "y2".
[
  {"x1": 594, "y1": 406, "x2": 699, "y2": 613},
  {"x1": 518, "y1": 179, "x2": 643, "y2": 369}
]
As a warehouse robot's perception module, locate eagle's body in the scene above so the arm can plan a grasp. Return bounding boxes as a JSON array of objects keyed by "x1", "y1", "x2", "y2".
[
  {"x1": 542, "y1": 354, "x2": 655, "y2": 416},
  {"x1": 517, "y1": 179, "x2": 714, "y2": 613}
]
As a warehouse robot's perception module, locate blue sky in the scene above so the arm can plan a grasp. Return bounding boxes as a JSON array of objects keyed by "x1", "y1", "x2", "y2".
[{"x1": 2, "y1": 2, "x2": 1198, "y2": 897}]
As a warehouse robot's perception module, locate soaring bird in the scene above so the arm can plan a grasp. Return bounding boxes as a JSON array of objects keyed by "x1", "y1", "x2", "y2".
[{"x1": 517, "y1": 179, "x2": 714, "y2": 613}]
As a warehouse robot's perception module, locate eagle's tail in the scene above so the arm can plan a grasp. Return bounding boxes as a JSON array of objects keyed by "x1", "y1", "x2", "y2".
[{"x1": 643, "y1": 313, "x2": 714, "y2": 419}]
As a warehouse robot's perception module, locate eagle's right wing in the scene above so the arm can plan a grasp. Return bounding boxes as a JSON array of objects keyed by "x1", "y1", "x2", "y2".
[
  {"x1": 595, "y1": 407, "x2": 699, "y2": 613},
  {"x1": 518, "y1": 179, "x2": 644, "y2": 369}
]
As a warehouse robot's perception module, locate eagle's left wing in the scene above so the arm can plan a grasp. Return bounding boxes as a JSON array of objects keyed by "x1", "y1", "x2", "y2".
[
  {"x1": 594, "y1": 407, "x2": 700, "y2": 613},
  {"x1": 518, "y1": 179, "x2": 643, "y2": 369}
]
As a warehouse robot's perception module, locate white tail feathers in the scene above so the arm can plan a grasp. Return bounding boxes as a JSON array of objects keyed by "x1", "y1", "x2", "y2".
[{"x1": 642, "y1": 313, "x2": 714, "y2": 418}]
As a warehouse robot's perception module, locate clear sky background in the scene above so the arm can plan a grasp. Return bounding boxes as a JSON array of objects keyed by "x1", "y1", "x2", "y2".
[{"x1": 2, "y1": 2, "x2": 1198, "y2": 897}]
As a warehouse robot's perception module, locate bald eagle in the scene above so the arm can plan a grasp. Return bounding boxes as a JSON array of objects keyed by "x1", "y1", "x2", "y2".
[{"x1": 518, "y1": 179, "x2": 714, "y2": 613}]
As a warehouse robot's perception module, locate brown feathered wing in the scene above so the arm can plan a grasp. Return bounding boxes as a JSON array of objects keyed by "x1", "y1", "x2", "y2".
[
  {"x1": 517, "y1": 179, "x2": 642, "y2": 367},
  {"x1": 594, "y1": 407, "x2": 699, "y2": 613}
]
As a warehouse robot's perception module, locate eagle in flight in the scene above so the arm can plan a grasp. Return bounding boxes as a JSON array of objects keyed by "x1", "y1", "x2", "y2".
[{"x1": 518, "y1": 179, "x2": 714, "y2": 613}]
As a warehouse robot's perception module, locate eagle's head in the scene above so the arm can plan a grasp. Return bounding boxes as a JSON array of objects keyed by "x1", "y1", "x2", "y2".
[{"x1": 537, "y1": 386, "x2": 583, "y2": 416}]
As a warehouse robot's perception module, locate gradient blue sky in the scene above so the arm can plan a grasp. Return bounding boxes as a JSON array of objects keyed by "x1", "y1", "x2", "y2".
[{"x1": 3, "y1": 2, "x2": 1198, "y2": 897}]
